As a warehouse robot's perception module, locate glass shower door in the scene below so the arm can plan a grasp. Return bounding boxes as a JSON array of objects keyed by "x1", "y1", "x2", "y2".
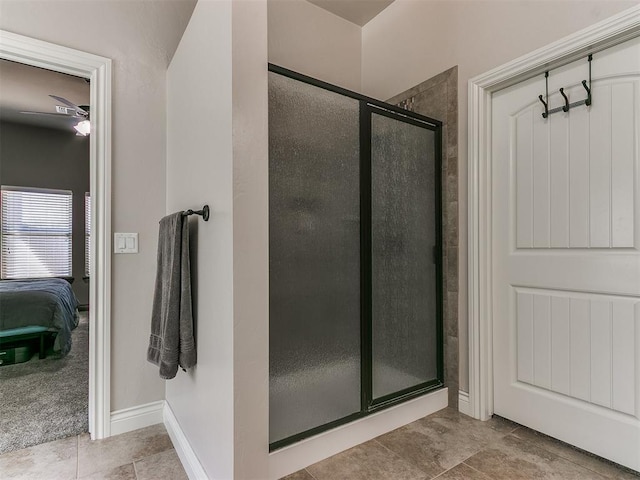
[
  {"x1": 268, "y1": 72, "x2": 362, "y2": 446},
  {"x1": 269, "y1": 65, "x2": 443, "y2": 450},
  {"x1": 368, "y1": 108, "x2": 441, "y2": 402}
]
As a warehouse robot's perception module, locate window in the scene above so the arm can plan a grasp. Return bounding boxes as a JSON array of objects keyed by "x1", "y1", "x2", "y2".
[
  {"x1": 1, "y1": 186, "x2": 73, "y2": 279},
  {"x1": 85, "y1": 193, "x2": 91, "y2": 277}
]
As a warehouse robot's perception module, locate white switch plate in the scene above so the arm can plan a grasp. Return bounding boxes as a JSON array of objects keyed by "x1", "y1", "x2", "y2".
[{"x1": 114, "y1": 233, "x2": 138, "y2": 254}]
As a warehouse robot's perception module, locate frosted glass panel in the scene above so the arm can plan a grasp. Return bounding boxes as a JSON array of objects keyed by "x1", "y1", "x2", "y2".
[
  {"x1": 371, "y1": 112, "x2": 438, "y2": 399},
  {"x1": 269, "y1": 72, "x2": 361, "y2": 444}
]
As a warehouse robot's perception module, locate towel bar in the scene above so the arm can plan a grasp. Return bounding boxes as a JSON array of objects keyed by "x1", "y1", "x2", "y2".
[{"x1": 182, "y1": 205, "x2": 209, "y2": 221}]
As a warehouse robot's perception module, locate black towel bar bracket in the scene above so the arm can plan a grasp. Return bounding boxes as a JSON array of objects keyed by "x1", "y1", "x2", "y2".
[
  {"x1": 538, "y1": 54, "x2": 592, "y2": 118},
  {"x1": 183, "y1": 205, "x2": 210, "y2": 221}
]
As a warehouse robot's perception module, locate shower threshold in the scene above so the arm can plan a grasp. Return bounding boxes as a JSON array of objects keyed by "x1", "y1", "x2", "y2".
[{"x1": 269, "y1": 386, "x2": 448, "y2": 480}]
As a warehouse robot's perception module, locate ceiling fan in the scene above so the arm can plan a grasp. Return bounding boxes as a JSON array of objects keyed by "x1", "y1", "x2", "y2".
[{"x1": 20, "y1": 95, "x2": 91, "y2": 136}]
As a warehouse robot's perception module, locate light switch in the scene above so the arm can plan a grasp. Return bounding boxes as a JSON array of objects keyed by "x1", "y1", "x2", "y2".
[{"x1": 114, "y1": 233, "x2": 138, "y2": 254}]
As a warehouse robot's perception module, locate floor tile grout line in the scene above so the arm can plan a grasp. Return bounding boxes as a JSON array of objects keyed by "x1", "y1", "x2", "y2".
[
  {"x1": 303, "y1": 467, "x2": 319, "y2": 480},
  {"x1": 510, "y1": 428, "x2": 626, "y2": 479},
  {"x1": 371, "y1": 437, "x2": 442, "y2": 479},
  {"x1": 372, "y1": 437, "x2": 424, "y2": 469},
  {"x1": 430, "y1": 464, "x2": 457, "y2": 479},
  {"x1": 372, "y1": 438, "x2": 399, "y2": 456},
  {"x1": 490, "y1": 415, "x2": 524, "y2": 437},
  {"x1": 1, "y1": 427, "x2": 184, "y2": 480},
  {"x1": 486, "y1": 433, "x2": 543, "y2": 478},
  {"x1": 434, "y1": 421, "x2": 523, "y2": 479},
  {"x1": 505, "y1": 423, "x2": 521, "y2": 435},
  {"x1": 559, "y1": 449, "x2": 631, "y2": 478},
  {"x1": 373, "y1": 436, "x2": 460, "y2": 480},
  {"x1": 498, "y1": 431, "x2": 618, "y2": 479},
  {"x1": 372, "y1": 412, "x2": 516, "y2": 478},
  {"x1": 536, "y1": 448, "x2": 622, "y2": 479},
  {"x1": 462, "y1": 461, "x2": 492, "y2": 478},
  {"x1": 532, "y1": 443, "x2": 609, "y2": 478}
]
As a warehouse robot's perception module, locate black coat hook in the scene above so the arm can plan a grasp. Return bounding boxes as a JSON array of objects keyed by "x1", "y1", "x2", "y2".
[
  {"x1": 559, "y1": 88, "x2": 570, "y2": 112},
  {"x1": 539, "y1": 71, "x2": 549, "y2": 118},
  {"x1": 582, "y1": 80, "x2": 591, "y2": 106},
  {"x1": 538, "y1": 95, "x2": 549, "y2": 118},
  {"x1": 537, "y1": 55, "x2": 593, "y2": 118}
]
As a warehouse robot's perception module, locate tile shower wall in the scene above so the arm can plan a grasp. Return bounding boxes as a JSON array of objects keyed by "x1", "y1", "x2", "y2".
[{"x1": 388, "y1": 66, "x2": 459, "y2": 407}]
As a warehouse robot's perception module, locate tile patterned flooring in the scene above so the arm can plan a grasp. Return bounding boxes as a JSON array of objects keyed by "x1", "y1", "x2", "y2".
[
  {"x1": 0, "y1": 424, "x2": 187, "y2": 480},
  {"x1": 2, "y1": 409, "x2": 638, "y2": 479},
  {"x1": 283, "y1": 408, "x2": 640, "y2": 480}
]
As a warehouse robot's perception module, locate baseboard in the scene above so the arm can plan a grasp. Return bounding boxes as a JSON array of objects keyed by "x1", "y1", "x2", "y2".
[
  {"x1": 269, "y1": 387, "x2": 448, "y2": 480},
  {"x1": 110, "y1": 400, "x2": 165, "y2": 436},
  {"x1": 458, "y1": 390, "x2": 471, "y2": 416},
  {"x1": 164, "y1": 401, "x2": 208, "y2": 480}
]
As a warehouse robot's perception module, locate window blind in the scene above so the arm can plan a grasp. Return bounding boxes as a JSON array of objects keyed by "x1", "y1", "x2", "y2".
[
  {"x1": 85, "y1": 193, "x2": 91, "y2": 277},
  {"x1": 1, "y1": 186, "x2": 73, "y2": 279}
]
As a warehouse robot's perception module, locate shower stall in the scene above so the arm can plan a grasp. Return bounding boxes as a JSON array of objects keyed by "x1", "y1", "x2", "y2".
[{"x1": 269, "y1": 65, "x2": 443, "y2": 449}]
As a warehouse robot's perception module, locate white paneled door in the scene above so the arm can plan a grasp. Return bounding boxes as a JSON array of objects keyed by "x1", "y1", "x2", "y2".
[{"x1": 492, "y1": 36, "x2": 640, "y2": 470}]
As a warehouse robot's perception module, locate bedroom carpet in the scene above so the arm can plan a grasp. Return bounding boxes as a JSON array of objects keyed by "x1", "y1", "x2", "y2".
[{"x1": 0, "y1": 312, "x2": 89, "y2": 454}]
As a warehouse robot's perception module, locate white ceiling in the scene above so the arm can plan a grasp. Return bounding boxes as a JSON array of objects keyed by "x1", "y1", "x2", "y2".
[
  {"x1": 0, "y1": 59, "x2": 90, "y2": 132},
  {"x1": 307, "y1": 0, "x2": 394, "y2": 26}
]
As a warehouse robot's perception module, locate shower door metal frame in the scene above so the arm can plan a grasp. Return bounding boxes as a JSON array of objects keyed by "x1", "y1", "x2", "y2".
[
  {"x1": 362, "y1": 103, "x2": 444, "y2": 410},
  {"x1": 269, "y1": 64, "x2": 444, "y2": 451}
]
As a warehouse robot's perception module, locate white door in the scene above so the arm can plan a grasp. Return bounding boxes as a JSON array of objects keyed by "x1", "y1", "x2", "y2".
[{"x1": 492, "y1": 35, "x2": 640, "y2": 471}]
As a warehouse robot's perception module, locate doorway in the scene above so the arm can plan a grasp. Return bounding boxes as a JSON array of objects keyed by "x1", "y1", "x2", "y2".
[
  {"x1": 0, "y1": 30, "x2": 112, "y2": 441},
  {"x1": 492, "y1": 35, "x2": 640, "y2": 470},
  {"x1": 0, "y1": 59, "x2": 90, "y2": 451},
  {"x1": 468, "y1": 8, "x2": 640, "y2": 472}
]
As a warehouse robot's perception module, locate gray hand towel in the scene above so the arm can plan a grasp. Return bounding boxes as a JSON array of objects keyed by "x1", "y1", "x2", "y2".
[{"x1": 147, "y1": 212, "x2": 196, "y2": 379}]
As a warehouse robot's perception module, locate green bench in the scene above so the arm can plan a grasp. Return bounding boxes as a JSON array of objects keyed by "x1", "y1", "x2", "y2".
[{"x1": 0, "y1": 326, "x2": 51, "y2": 359}]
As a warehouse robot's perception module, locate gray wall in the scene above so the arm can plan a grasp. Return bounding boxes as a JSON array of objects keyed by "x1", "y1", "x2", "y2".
[
  {"x1": 0, "y1": 120, "x2": 90, "y2": 305},
  {"x1": 0, "y1": 0, "x2": 197, "y2": 411}
]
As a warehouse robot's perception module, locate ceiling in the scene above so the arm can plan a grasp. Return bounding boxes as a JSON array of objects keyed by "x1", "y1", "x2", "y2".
[
  {"x1": 307, "y1": 0, "x2": 395, "y2": 26},
  {"x1": 0, "y1": 59, "x2": 90, "y2": 132},
  {"x1": 0, "y1": 1, "x2": 390, "y2": 134}
]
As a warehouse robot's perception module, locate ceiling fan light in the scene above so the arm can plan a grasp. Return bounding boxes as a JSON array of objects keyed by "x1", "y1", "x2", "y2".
[{"x1": 74, "y1": 119, "x2": 91, "y2": 136}]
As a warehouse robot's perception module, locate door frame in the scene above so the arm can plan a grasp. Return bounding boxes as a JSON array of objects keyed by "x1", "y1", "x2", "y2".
[
  {"x1": 0, "y1": 30, "x2": 112, "y2": 439},
  {"x1": 467, "y1": 5, "x2": 640, "y2": 421}
]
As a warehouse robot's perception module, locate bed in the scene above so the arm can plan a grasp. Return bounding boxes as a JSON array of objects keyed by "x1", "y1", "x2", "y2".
[{"x1": 0, "y1": 278, "x2": 79, "y2": 358}]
